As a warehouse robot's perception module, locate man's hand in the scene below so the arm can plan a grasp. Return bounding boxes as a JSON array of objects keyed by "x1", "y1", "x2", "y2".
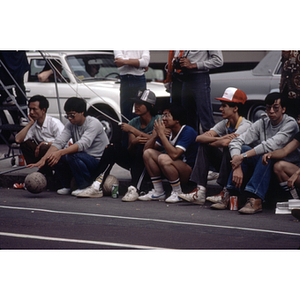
[
  {"x1": 153, "y1": 117, "x2": 165, "y2": 138},
  {"x1": 27, "y1": 159, "x2": 45, "y2": 169},
  {"x1": 288, "y1": 173, "x2": 299, "y2": 189},
  {"x1": 232, "y1": 166, "x2": 243, "y2": 189},
  {"x1": 231, "y1": 154, "x2": 244, "y2": 170},
  {"x1": 179, "y1": 58, "x2": 196, "y2": 69},
  {"x1": 114, "y1": 57, "x2": 125, "y2": 68},
  {"x1": 46, "y1": 151, "x2": 62, "y2": 167},
  {"x1": 120, "y1": 123, "x2": 133, "y2": 133},
  {"x1": 132, "y1": 136, "x2": 148, "y2": 146},
  {"x1": 262, "y1": 153, "x2": 272, "y2": 165}
]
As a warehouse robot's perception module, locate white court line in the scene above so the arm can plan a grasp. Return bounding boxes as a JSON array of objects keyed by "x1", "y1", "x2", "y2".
[
  {"x1": 1, "y1": 205, "x2": 300, "y2": 237},
  {"x1": 0, "y1": 232, "x2": 167, "y2": 249}
]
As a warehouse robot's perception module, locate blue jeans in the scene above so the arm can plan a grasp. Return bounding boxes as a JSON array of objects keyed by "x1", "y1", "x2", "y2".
[
  {"x1": 55, "y1": 152, "x2": 100, "y2": 189},
  {"x1": 120, "y1": 74, "x2": 146, "y2": 121},
  {"x1": 181, "y1": 72, "x2": 214, "y2": 133},
  {"x1": 227, "y1": 145, "x2": 274, "y2": 201}
]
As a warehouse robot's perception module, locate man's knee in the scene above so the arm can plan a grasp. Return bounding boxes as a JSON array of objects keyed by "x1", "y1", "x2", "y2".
[
  {"x1": 157, "y1": 154, "x2": 172, "y2": 167},
  {"x1": 273, "y1": 160, "x2": 285, "y2": 175},
  {"x1": 143, "y1": 148, "x2": 156, "y2": 160}
]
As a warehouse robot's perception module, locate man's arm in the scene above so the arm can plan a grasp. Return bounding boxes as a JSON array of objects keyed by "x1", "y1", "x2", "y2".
[
  {"x1": 15, "y1": 116, "x2": 35, "y2": 144},
  {"x1": 231, "y1": 148, "x2": 257, "y2": 170},
  {"x1": 114, "y1": 51, "x2": 150, "y2": 68},
  {"x1": 262, "y1": 139, "x2": 300, "y2": 165},
  {"x1": 196, "y1": 130, "x2": 239, "y2": 147}
]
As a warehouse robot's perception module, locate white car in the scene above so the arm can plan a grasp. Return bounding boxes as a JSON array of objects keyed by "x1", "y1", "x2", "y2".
[{"x1": 24, "y1": 51, "x2": 170, "y2": 141}]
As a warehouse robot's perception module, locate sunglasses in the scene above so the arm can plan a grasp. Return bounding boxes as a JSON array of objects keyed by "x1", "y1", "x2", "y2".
[{"x1": 64, "y1": 112, "x2": 78, "y2": 119}]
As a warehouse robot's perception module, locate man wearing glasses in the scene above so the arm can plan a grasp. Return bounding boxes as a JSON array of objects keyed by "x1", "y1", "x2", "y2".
[
  {"x1": 28, "y1": 97, "x2": 109, "y2": 196},
  {"x1": 224, "y1": 92, "x2": 299, "y2": 214}
]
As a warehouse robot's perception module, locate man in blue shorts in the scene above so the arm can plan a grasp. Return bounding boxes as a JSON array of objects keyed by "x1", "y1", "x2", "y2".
[{"x1": 138, "y1": 103, "x2": 198, "y2": 203}]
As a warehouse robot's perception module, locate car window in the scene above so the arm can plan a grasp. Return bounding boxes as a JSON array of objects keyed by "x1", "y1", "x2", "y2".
[
  {"x1": 28, "y1": 58, "x2": 69, "y2": 82},
  {"x1": 66, "y1": 54, "x2": 119, "y2": 81}
]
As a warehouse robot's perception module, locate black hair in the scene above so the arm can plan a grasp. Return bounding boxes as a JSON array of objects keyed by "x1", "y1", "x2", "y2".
[
  {"x1": 164, "y1": 103, "x2": 187, "y2": 125},
  {"x1": 64, "y1": 97, "x2": 87, "y2": 116},
  {"x1": 265, "y1": 92, "x2": 286, "y2": 108},
  {"x1": 28, "y1": 95, "x2": 49, "y2": 112},
  {"x1": 221, "y1": 101, "x2": 245, "y2": 117},
  {"x1": 134, "y1": 100, "x2": 157, "y2": 116}
]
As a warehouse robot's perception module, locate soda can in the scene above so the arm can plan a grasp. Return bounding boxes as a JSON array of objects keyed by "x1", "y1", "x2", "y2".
[
  {"x1": 18, "y1": 154, "x2": 25, "y2": 166},
  {"x1": 111, "y1": 184, "x2": 119, "y2": 198},
  {"x1": 230, "y1": 196, "x2": 238, "y2": 211}
]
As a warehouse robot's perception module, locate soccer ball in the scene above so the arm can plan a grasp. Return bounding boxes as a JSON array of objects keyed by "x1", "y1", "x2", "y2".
[
  {"x1": 102, "y1": 175, "x2": 119, "y2": 196},
  {"x1": 24, "y1": 172, "x2": 47, "y2": 194}
]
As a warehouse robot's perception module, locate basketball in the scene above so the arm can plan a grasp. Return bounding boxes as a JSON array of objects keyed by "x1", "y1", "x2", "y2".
[
  {"x1": 24, "y1": 172, "x2": 47, "y2": 194},
  {"x1": 102, "y1": 175, "x2": 119, "y2": 195}
]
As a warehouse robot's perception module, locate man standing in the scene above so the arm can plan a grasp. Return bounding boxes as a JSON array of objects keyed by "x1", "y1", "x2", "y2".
[
  {"x1": 178, "y1": 87, "x2": 252, "y2": 205},
  {"x1": 28, "y1": 97, "x2": 109, "y2": 196},
  {"x1": 176, "y1": 50, "x2": 223, "y2": 133},
  {"x1": 114, "y1": 50, "x2": 150, "y2": 121},
  {"x1": 15, "y1": 95, "x2": 64, "y2": 176},
  {"x1": 138, "y1": 104, "x2": 198, "y2": 203},
  {"x1": 224, "y1": 92, "x2": 299, "y2": 214}
]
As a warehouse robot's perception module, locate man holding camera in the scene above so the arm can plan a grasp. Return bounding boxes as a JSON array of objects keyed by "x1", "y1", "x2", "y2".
[{"x1": 173, "y1": 51, "x2": 223, "y2": 133}]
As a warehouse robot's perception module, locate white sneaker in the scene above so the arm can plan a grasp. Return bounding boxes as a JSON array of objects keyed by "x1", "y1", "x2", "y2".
[
  {"x1": 207, "y1": 171, "x2": 219, "y2": 181},
  {"x1": 138, "y1": 189, "x2": 166, "y2": 201},
  {"x1": 57, "y1": 187, "x2": 71, "y2": 195},
  {"x1": 165, "y1": 191, "x2": 182, "y2": 203},
  {"x1": 71, "y1": 189, "x2": 85, "y2": 196},
  {"x1": 76, "y1": 186, "x2": 103, "y2": 198},
  {"x1": 122, "y1": 186, "x2": 139, "y2": 202},
  {"x1": 206, "y1": 188, "x2": 227, "y2": 203},
  {"x1": 178, "y1": 187, "x2": 206, "y2": 205}
]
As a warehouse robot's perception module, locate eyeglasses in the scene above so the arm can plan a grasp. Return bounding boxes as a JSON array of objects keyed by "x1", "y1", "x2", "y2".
[
  {"x1": 162, "y1": 113, "x2": 172, "y2": 118},
  {"x1": 64, "y1": 112, "x2": 77, "y2": 119},
  {"x1": 265, "y1": 105, "x2": 280, "y2": 112}
]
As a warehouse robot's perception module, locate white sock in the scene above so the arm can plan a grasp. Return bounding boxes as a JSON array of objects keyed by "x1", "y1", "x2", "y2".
[
  {"x1": 279, "y1": 181, "x2": 299, "y2": 199},
  {"x1": 92, "y1": 173, "x2": 104, "y2": 190},
  {"x1": 169, "y1": 178, "x2": 182, "y2": 194},
  {"x1": 151, "y1": 176, "x2": 164, "y2": 194}
]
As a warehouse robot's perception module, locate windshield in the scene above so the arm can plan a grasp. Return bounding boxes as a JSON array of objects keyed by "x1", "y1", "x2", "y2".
[{"x1": 66, "y1": 53, "x2": 119, "y2": 81}]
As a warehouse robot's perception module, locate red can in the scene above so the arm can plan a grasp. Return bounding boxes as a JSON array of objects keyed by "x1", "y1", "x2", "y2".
[{"x1": 230, "y1": 196, "x2": 238, "y2": 211}]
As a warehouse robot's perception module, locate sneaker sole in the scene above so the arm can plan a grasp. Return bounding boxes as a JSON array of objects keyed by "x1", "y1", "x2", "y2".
[
  {"x1": 206, "y1": 197, "x2": 222, "y2": 203},
  {"x1": 179, "y1": 195, "x2": 205, "y2": 205},
  {"x1": 122, "y1": 198, "x2": 138, "y2": 202},
  {"x1": 77, "y1": 194, "x2": 103, "y2": 198}
]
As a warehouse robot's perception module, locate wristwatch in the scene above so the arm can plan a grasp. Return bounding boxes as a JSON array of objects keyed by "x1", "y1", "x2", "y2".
[{"x1": 242, "y1": 153, "x2": 248, "y2": 159}]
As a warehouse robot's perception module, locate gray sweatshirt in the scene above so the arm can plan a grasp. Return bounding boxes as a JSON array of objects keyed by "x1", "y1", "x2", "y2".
[
  {"x1": 52, "y1": 115, "x2": 109, "y2": 160},
  {"x1": 183, "y1": 51, "x2": 223, "y2": 73},
  {"x1": 229, "y1": 114, "x2": 300, "y2": 163}
]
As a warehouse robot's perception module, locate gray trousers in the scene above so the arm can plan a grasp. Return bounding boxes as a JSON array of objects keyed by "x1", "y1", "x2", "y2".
[{"x1": 190, "y1": 144, "x2": 232, "y2": 188}]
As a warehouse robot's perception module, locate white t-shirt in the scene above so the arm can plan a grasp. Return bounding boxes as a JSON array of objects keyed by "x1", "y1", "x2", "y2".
[
  {"x1": 113, "y1": 50, "x2": 150, "y2": 76},
  {"x1": 25, "y1": 115, "x2": 64, "y2": 144}
]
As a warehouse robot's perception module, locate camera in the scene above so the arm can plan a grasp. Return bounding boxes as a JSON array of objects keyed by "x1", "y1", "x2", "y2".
[{"x1": 173, "y1": 56, "x2": 186, "y2": 70}]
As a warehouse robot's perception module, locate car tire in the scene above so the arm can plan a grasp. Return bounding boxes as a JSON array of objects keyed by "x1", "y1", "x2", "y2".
[
  {"x1": 247, "y1": 103, "x2": 267, "y2": 123},
  {"x1": 88, "y1": 106, "x2": 122, "y2": 143}
]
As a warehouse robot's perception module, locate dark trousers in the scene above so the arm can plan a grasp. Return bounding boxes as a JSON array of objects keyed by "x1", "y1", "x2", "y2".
[
  {"x1": 181, "y1": 72, "x2": 215, "y2": 133},
  {"x1": 120, "y1": 74, "x2": 146, "y2": 121},
  {"x1": 95, "y1": 143, "x2": 150, "y2": 192},
  {"x1": 190, "y1": 143, "x2": 232, "y2": 188},
  {"x1": 20, "y1": 140, "x2": 52, "y2": 176}
]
